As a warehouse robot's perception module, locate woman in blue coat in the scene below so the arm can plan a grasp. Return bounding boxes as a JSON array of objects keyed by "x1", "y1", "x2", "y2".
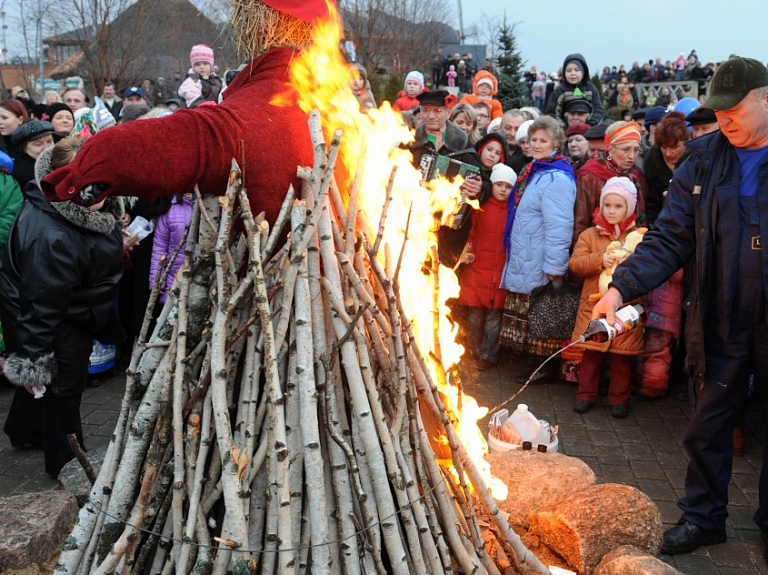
[{"x1": 500, "y1": 116, "x2": 576, "y2": 373}]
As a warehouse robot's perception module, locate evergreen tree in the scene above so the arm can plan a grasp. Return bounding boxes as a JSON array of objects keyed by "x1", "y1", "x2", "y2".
[{"x1": 495, "y1": 22, "x2": 528, "y2": 110}]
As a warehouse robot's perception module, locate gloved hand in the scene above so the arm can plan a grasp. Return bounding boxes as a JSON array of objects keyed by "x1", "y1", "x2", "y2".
[
  {"x1": 25, "y1": 380, "x2": 46, "y2": 399},
  {"x1": 78, "y1": 184, "x2": 108, "y2": 206}
]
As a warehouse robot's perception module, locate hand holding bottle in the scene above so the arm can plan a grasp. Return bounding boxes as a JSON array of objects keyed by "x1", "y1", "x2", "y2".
[{"x1": 591, "y1": 286, "x2": 624, "y2": 325}]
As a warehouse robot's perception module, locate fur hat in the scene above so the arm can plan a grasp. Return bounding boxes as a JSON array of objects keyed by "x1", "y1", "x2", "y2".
[
  {"x1": 487, "y1": 117, "x2": 503, "y2": 133},
  {"x1": 190, "y1": 44, "x2": 215, "y2": 67},
  {"x1": 515, "y1": 119, "x2": 534, "y2": 143},
  {"x1": 600, "y1": 176, "x2": 637, "y2": 216},
  {"x1": 490, "y1": 163, "x2": 517, "y2": 186},
  {"x1": 404, "y1": 70, "x2": 424, "y2": 90},
  {"x1": 476, "y1": 78, "x2": 494, "y2": 90}
]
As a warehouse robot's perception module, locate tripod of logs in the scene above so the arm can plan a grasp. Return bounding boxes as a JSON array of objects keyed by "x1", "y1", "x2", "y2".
[{"x1": 57, "y1": 111, "x2": 551, "y2": 575}]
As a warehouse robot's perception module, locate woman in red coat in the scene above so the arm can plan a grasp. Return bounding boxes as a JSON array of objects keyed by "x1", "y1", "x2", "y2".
[{"x1": 458, "y1": 163, "x2": 516, "y2": 370}]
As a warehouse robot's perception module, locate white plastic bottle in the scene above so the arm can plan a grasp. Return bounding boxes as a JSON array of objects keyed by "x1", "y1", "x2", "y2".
[{"x1": 508, "y1": 404, "x2": 549, "y2": 447}]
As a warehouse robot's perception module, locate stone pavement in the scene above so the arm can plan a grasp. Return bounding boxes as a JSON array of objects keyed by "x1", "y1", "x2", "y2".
[{"x1": 1, "y1": 352, "x2": 767, "y2": 575}]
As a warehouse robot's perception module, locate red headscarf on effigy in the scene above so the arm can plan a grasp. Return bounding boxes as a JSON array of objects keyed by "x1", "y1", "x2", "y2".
[{"x1": 260, "y1": 0, "x2": 333, "y2": 22}]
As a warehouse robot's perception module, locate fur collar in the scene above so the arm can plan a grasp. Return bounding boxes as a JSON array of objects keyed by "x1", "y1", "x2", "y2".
[
  {"x1": 52, "y1": 198, "x2": 123, "y2": 234},
  {"x1": 35, "y1": 145, "x2": 123, "y2": 234}
]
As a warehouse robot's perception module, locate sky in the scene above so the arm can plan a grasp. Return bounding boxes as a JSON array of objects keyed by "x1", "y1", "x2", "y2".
[
  {"x1": 2, "y1": 0, "x2": 766, "y2": 76},
  {"x1": 460, "y1": 0, "x2": 768, "y2": 76}
]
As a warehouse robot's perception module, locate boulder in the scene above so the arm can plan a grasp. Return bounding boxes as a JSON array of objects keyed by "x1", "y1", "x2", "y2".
[
  {"x1": 486, "y1": 450, "x2": 597, "y2": 527},
  {"x1": 0, "y1": 491, "x2": 78, "y2": 573},
  {"x1": 594, "y1": 545, "x2": 685, "y2": 575},
  {"x1": 528, "y1": 483, "x2": 662, "y2": 575},
  {"x1": 59, "y1": 445, "x2": 108, "y2": 506}
]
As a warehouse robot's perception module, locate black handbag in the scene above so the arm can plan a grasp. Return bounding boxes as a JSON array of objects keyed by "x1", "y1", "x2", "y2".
[{"x1": 527, "y1": 276, "x2": 581, "y2": 340}]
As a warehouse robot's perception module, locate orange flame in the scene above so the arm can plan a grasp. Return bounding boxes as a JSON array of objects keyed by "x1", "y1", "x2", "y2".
[{"x1": 276, "y1": 3, "x2": 507, "y2": 501}]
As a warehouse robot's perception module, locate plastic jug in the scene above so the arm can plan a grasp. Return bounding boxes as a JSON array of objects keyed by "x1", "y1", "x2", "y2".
[{"x1": 508, "y1": 404, "x2": 549, "y2": 447}]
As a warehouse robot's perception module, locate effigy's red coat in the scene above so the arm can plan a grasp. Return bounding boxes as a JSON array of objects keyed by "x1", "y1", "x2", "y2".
[{"x1": 41, "y1": 47, "x2": 313, "y2": 225}]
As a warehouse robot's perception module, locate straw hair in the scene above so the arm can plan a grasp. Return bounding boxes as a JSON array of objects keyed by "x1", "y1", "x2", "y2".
[{"x1": 230, "y1": 0, "x2": 314, "y2": 60}]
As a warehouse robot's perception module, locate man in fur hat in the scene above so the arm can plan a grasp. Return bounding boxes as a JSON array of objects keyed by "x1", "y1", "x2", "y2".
[{"x1": 41, "y1": 0, "x2": 331, "y2": 227}]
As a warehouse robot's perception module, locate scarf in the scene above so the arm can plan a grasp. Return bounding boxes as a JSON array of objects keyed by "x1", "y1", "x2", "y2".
[
  {"x1": 579, "y1": 155, "x2": 646, "y2": 220},
  {"x1": 592, "y1": 207, "x2": 637, "y2": 241},
  {"x1": 503, "y1": 152, "x2": 574, "y2": 248},
  {"x1": 425, "y1": 127, "x2": 444, "y2": 150}
]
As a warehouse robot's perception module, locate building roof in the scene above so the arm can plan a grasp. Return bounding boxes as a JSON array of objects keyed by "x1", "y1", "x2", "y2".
[{"x1": 48, "y1": 0, "x2": 237, "y2": 83}]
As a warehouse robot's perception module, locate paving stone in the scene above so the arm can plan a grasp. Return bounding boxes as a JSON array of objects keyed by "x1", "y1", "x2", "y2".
[
  {"x1": 616, "y1": 444, "x2": 658, "y2": 462},
  {"x1": 563, "y1": 439, "x2": 596, "y2": 458},
  {"x1": 589, "y1": 430, "x2": 622, "y2": 448},
  {"x1": 597, "y1": 449, "x2": 630, "y2": 467},
  {"x1": 631, "y1": 460, "x2": 667, "y2": 480},
  {"x1": 669, "y1": 550, "x2": 722, "y2": 574},
  {"x1": 708, "y1": 538, "x2": 754, "y2": 568},
  {"x1": 657, "y1": 450, "x2": 690, "y2": 469},
  {"x1": 600, "y1": 464, "x2": 637, "y2": 486},
  {"x1": 636, "y1": 478, "x2": 679, "y2": 502}
]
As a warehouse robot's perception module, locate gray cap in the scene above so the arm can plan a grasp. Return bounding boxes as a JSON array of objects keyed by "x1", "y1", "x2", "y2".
[{"x1": 703, "y1": 56, "x2": 768, "y2": 110}]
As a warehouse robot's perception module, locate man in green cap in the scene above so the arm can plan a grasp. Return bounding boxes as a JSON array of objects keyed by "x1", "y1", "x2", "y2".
[{"x1": 592, "y1": 56, "x2": 768, "y2": 559}]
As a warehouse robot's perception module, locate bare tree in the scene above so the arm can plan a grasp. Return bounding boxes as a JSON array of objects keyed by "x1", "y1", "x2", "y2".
[
  {"x1": 341, "y1": 0, "x2": 456, "y2": 75},
  {"x1": 43, "y1": 0, "x2": 160, "y2": 93},
  {"x1": 8, "y1": 0, "x2": 52, "y2": 97}
]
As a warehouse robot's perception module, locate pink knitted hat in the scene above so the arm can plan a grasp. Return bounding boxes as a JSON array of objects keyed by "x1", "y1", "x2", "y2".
[
  {"x1": 190, "y1": 44, "x2": 214, "y2": 67},
  {"x1": 600, "y1": 176, "x2": 637, "y2": 215}
]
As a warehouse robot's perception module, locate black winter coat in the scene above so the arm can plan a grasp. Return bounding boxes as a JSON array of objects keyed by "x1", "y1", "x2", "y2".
[
  {"x1": 610, "y1": 131, "x2": 768, "y2": 382},
  {"x1": 0, "y1": 179, "x2": 125, "y2": 397}
]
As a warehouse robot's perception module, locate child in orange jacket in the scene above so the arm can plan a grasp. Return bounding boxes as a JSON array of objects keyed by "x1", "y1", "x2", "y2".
[
  {"x1": 460, "y1": 70, "x2": 503, "y2": 120},
  {"x1": 569, "y1": 177, "x2": 645, "y2": 418}
]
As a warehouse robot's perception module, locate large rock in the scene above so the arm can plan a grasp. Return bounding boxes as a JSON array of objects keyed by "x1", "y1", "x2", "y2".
[
  {"x1": 59, "y1": 445, "x2": 109, "y2": 506},
  {"x1": 594, "y1": 545, "x2": 685, "y2": 575},
  {"x1": 528, "y1": 483, "x2": 663, "y2": 575},
  {"x1": 0, "y1": 491, "x2": 78, "y2": 573},
  {"x1": 486, "y1": 450, "x2": 597, "y2": 528}
]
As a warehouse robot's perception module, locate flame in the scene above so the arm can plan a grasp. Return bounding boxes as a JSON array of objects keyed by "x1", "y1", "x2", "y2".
[{"x1": 275, "y1": 3, "x2": 507, "y2": 501}]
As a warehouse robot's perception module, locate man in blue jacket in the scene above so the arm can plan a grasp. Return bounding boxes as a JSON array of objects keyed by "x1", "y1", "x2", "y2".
[{"x1": 593, "y1": 56, "x2": 768, "y2": 560}]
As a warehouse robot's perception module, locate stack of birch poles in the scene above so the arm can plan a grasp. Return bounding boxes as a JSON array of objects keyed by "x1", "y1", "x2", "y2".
[{"x1": 57, "y1": 110, "x2": 551, "y2": 575}]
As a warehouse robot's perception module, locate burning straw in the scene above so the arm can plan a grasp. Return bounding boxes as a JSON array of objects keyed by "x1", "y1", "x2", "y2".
[{"x1": 55, "y1": 109, "x2": 552, "y2": 574}]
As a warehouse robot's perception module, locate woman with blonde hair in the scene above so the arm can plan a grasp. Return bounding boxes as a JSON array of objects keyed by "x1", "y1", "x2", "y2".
[
  {"x1": 499, "y1": 116, "x2": 576, "y2": 379},
  {"x1": 450, "y1": 102, "x2": 481, "y2": 144},
  {"x1": 43, "y1": 90, "x2": 63, "y2": 106}
]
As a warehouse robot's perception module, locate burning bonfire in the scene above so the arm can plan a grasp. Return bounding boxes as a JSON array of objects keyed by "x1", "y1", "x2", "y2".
[{"x1": 56, "y1": 5, "x2": 552, "y2": 575}]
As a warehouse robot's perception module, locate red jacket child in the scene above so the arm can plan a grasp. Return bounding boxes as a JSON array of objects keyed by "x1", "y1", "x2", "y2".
[
  {"x1": 393, "y1": 70, "x2": 426, "y2": 112},
  {"x1": 457, "y1": 166, "x2": 515, "y2": 310}
]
